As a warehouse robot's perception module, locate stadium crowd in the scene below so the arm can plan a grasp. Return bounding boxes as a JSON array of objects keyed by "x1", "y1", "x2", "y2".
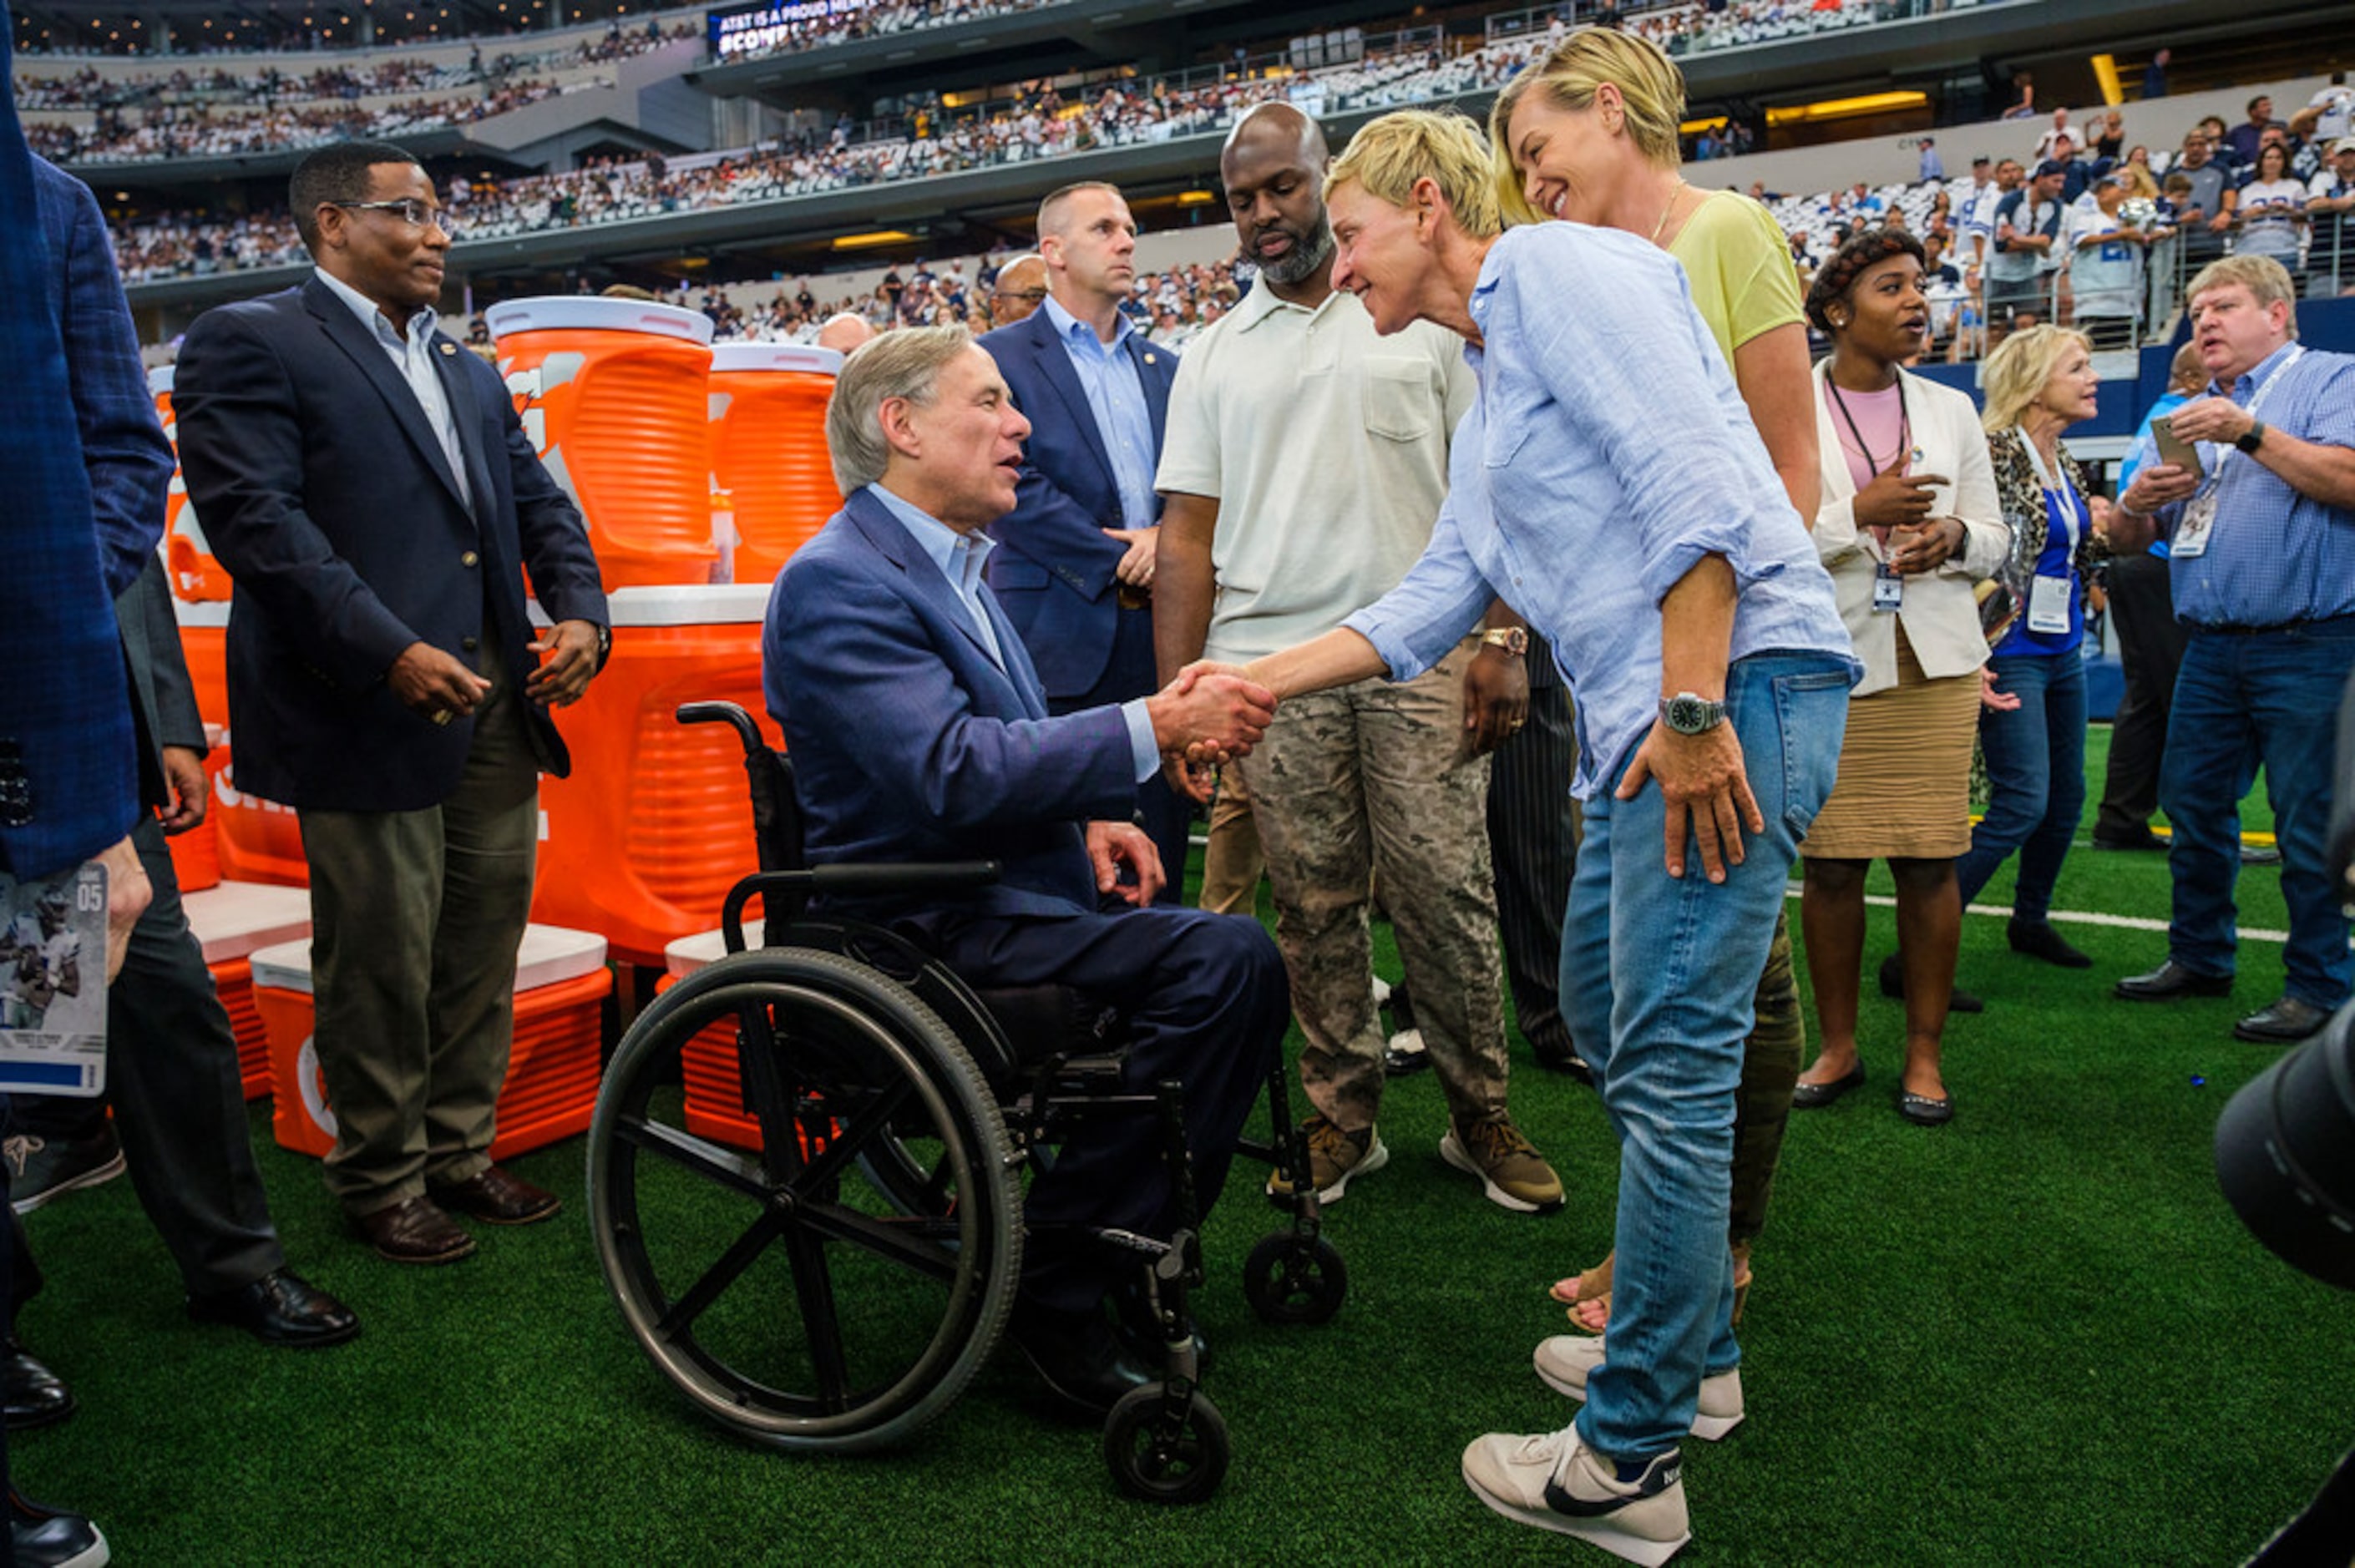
[{"x1": 26, "y1": 73, "x2": 584, "y2": 162}]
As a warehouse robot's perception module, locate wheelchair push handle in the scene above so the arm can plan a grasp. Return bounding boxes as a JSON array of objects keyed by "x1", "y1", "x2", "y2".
[{"x1": 676, "y1": 701, "x2": 767, "y2": 759}]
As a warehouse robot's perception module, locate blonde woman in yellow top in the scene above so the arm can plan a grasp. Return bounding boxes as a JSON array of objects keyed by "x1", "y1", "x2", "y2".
[{"x1": 1491, "y1": 26, "x2": 1820, "y2": 1335}]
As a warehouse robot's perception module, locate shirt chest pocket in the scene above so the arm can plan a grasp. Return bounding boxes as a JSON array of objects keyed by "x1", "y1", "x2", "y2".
[{"x1": 1361, "y1": 357, "x2": 1436, "y2": 443}]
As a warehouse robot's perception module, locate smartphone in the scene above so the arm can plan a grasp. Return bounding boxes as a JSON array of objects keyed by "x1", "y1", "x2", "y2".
[{"x1": 2152, "y1": 414, "x2": 2198, "y2": 471}]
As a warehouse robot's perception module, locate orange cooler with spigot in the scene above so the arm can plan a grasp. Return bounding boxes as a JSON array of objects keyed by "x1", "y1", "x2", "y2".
[
  {"x1": 707, "y1": 342, "x2": 843, "y2": 588},
  {"x1": 529, "y1": 584, "x2": 771, "y2": 967},
  {"x1": 487, "y1": 298, "x2": 719, "y2": 591},
  {"x1": 153, "y1": 366, "x2": 231, "y2": 603}
]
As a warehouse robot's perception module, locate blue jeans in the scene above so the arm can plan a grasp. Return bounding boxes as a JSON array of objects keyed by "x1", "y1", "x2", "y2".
[
  {"x1": 1955, "y1": 650, "x2": 2087, "y2": 920},
  {"x1": 2160, "y1": 621, "x2": 2355, "y2": 1009},
  {"x1": 1560, "y1": 652, "x2": 1848, "y2": 1462}
]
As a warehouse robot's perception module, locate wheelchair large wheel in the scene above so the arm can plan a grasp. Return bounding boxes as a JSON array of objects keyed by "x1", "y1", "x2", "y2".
[{"x1": 589, "y1": 948, "x2": 1022, "y2": 1452}]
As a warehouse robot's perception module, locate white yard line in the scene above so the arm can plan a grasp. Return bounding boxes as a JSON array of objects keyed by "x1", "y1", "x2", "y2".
[{"x1": 1780, "y1": 886, "x2": 2288, "y2": 943}]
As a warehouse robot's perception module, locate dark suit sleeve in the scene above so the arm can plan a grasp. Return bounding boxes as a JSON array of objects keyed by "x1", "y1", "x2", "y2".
[
  {"x1": 127, "y1": 554, "x2": 205, "y2": 754},
  {"x1": 767, "y1": 553, "x2": 1136, "y2": 832},
  {"x1": 59, "y1": 176, "x2": 170, "y2": 599},
  {"x1": 481, "y1": 354, "x2": 606, "y2": 630},
  {"x1": 175, "y1": 308, "x2": 423, "y2": 691}
]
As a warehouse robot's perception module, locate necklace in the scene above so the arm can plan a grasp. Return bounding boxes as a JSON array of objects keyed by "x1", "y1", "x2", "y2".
[{"x1": 1651, "y1": 179, "x2": 1688, "y2": 245}]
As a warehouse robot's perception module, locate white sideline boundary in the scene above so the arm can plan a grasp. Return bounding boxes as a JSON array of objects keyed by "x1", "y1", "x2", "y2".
[{"x1": 1781, "y1": 885, "x2": 2289, "y2": 944}]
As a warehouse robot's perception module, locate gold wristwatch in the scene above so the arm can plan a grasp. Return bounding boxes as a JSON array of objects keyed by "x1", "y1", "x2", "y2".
[{"x1": 1478, "y1": 626, "x2": 1529, "y2": 657}]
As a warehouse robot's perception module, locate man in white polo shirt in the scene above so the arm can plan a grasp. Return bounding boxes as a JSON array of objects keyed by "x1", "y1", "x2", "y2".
[{"x1": 1153, "y1": 103, "x2": 1561, "y2": 1214}]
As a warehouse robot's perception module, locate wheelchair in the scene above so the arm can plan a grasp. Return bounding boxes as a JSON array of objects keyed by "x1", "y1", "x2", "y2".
[{"x1": 586, "y1": 702, "x2": 1348, "y2": 1503}]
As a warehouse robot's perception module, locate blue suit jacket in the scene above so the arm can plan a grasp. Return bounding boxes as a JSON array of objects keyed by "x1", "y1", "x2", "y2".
[
  {"x1": 172, "y1": 276, "x2": 608, "y2": 813},
  {"x1": 975, "y1": 306, "x2": 1177, "y2": 704},
  {"x1": 0, "y1": 119, "x2": 149, "y2": 878},
  {"x1": 36, "y1": 156, "x2": 173, "y2": 604},
  {"x1": 762, "y1": 488, "x2": 1137, "y2": 919}
]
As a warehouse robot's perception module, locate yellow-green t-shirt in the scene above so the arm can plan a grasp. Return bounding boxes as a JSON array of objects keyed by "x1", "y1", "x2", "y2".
[{"x1": 1669, "y1": 190, "x2": 1804, "y2": 367}]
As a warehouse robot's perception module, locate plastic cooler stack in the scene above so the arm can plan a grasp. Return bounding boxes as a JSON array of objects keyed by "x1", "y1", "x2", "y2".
[
  {"x1": 659, "y1": 929, "x2": 760, "y2": 1149},
  {"x1": 252, "y1": 923, "x2": 612, "y2": 1159},
  {"x1": 706, "y1": 341, "x2": 843, "y2": 589},
  {"x1": 180, "y1": 879, "x2": 313, "y2": 1100},
  {"x1": 491, "y1": 298, "x2": 788, "y2": 968}
]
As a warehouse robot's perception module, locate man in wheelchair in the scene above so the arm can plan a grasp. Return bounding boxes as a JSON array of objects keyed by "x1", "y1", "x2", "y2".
[{"x1": 761, "y1": 325, "x2": 1292, "y2": 1416}]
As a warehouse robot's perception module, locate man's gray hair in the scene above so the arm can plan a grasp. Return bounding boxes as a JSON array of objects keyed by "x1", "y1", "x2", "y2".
[{"x1": 825, "y1": 324, "x2": 974, "y2": 493}]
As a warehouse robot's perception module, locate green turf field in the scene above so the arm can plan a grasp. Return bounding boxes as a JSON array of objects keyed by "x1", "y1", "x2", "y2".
[{"x1": 12, "y1": 727, "x2": 2348, "y2": 1565}]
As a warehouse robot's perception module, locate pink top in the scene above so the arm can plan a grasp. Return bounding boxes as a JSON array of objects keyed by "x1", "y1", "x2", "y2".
[{"x1": 1823, "y1": 380, "x2": 1910, "y2": 544}]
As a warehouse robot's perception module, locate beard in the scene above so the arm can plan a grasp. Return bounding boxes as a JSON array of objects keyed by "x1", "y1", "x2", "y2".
[{"x1": 1257, "y1": 210, "x2": 1335, "y2": 287}]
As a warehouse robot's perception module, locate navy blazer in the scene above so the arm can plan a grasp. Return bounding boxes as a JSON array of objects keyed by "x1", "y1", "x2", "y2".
[
  {"x1": 762, "y1": 488, "x2": 1138, "y2": 919},
  {"x1": 0, "y1": 128, "x2": 148, "y2": 878},
  {"x1": 975, "y1": 306, "x2": 1177, "y2": 704},
  {"x1": 173, "y1": 276, "x2": 608, "y2": 813}
]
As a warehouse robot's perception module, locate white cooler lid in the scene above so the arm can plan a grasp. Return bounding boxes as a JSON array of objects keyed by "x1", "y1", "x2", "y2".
[
  {"x1": 182, "y1": 880, "x2": 312, "y2": 966},
  {"x1": 485, "y1": 296, "x2": 715, "y2": 345},
  {"x1": 149, "y1": 365, "x2": 175, "y2": 396},
  {"x1": 664, "y1": 928, "x2": 731, "y2": 978},
  {"x1": 251, "y1": 923, "x2": 608, "y2": 995},
  {"x1": 710, "y1": 342, "x2": 842, "y2": 376},
  {"x1": 605, "y1": 584, "x2": 772, "y2": 627}
]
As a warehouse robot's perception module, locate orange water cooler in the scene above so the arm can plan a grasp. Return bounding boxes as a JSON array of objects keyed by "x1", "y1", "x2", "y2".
[
  {"x1": 488, "y1": 298, "x2": 719, "y2": 591},
  {"x1": 182, "y1": 880, "x2": 312, "y2": 1100},
  {"x1": 658, "y1": 930, "x2": 762, "y2": 1149},
  {"x1": 255, "y1": 924, "x2": 611, "y2": 1158},
  {"x1": 706, "y1": 342, "x2": 843, "y2": 588},
  {"x1": 530, "y1": 585, "x2": 771, "y2": 968},
  {"x1": 152, "y1": 366, "x2": 231, "y2": 603},
  {"x1": 171, "y1": 601, "x2": 306, "y2": 888}
]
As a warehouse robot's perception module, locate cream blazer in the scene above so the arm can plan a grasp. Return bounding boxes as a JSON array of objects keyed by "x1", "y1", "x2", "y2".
[{"x1": 1811, "y1": 361, "x2": 2010, "y2": 698}]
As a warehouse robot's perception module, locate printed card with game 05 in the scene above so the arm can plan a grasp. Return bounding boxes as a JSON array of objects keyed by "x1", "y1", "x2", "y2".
[{"x1": 0, "y1": 862, "x2": 109, "y2": 1096}]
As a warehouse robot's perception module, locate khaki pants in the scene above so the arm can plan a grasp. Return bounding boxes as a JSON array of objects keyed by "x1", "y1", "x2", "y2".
[{"x1": 298, "y1": 667, "x2": 539, "y2": 1216}]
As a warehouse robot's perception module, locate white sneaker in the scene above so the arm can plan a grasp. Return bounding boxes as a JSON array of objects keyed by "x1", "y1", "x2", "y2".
[
  {"x1": 1371, "y1": 975, "x2": 1394, "y2": 1009},
  {"x1": 1533, "y1": 1334, "x2": 1745, "y2": 1441},
  {"x1": 1461, "y1": 1423, "x2": 1690, "y2": 1565}
]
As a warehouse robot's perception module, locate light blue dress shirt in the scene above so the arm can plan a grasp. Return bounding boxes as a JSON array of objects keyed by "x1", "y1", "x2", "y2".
[
  {"x1": 312, "y1": 266, "x2": 471, "y2": 512},
  {"x1": 1344, "y1": 223, "x2": 1857, "y2": 800},
  {"x1": 867, "y1": 483, "x2": 1160, "y2": 784},
  {"x1": 1041, "y1": 294, "x2": 1158, "y2": 529},
  {"x1": 2153, "y1": 341, "x2": 2355, "y2": 628}
]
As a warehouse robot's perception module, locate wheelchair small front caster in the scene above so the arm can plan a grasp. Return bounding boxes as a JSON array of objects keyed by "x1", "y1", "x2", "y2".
[
  {"x1": 1242, "y1": 1231, "x2": 1347, "y2": 1325},
  {"x1": 1102, "y1": 1383, "x2": 1230, "y2": 1505}
]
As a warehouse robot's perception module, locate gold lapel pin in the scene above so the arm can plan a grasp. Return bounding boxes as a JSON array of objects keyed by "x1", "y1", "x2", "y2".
[
  {"x1": 438, "y1": 341, "x2": 458, "y2": 356},
  {"x1": 1143, "y1": 352, "x2": 1157, "y2": 365}
]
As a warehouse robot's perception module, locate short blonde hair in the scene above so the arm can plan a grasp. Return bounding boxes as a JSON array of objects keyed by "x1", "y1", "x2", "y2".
[
  {"x1": 824, "y1": 324, "x2": 971, "y2": 493},
  {"x1": 2185, "y1": 253, "x2": 2300, "y2": 339},
  {"x1": 1490, "y1": 28, "x2": 1687, "y2": 226},
  {"x1": 1328, "y1": 109, "x2": 1502, "y2": 240},
  {"x1": 1979, "y1": 324, "x2": 2094, "y2": 433}
]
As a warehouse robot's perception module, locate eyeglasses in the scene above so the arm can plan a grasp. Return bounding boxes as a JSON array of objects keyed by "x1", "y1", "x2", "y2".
[
  {"x1": 992, "y1": 287, "x2": 1048, "y2": 303},
  {"x1": 333, "y1": 198, "x2": 461, "y2": 240}
]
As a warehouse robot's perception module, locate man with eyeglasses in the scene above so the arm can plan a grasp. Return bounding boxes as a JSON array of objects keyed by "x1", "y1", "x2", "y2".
[
  {"x1": 985, "y1": 251, "x2": 1048, "y2": 327},
  {"x1": 174, "y1": 141, "x2": 610, "y2": 1269}
]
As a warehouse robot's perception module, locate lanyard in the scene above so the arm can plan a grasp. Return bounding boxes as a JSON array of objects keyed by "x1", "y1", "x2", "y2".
[
  {"x1": 1826, "y1": 375, "x2": 1911, "y2": 478},
  {"x1": 2014, "y1": 428, "x2": 2086, "y2": 554}
]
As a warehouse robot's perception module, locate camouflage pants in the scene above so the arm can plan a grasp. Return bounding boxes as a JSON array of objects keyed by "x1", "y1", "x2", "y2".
[{"x1": 1236, "y1": 641, "x2": 1509, "y2": 1133}]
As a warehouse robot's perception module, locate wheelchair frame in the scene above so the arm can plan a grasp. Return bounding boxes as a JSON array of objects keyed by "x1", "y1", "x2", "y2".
[{"x1": 585, "y1": 701, "x2": 1347, "y2": 1503}]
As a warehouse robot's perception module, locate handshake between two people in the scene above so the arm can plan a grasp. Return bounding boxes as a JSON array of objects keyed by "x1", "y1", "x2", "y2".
[{"x1": 1145, "y1": 660, "x2": 1278, "y2": 806}]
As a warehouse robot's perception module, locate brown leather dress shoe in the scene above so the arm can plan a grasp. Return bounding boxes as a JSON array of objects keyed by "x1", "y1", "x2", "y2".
[
  {"x1": 354, "y1": 1196, "x2": 476, "y2": 1265},
  {"x1": 428, "y1": 1165, "x2": 561, "y2": 1226}
]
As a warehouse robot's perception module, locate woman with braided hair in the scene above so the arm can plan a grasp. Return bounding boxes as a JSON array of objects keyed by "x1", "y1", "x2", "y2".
[{"x1": 1788, "y1": 227, "x2": 2011, "y2": 1126}]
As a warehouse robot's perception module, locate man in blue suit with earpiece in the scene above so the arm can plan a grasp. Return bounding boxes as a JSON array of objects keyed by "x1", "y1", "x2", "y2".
[{"x1": 978, "y1": 181, "x2": 1191, "y2": 896}]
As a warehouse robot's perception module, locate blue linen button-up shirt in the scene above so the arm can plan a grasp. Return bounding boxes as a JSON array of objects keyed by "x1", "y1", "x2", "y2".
[{"x1": 1344, "y1": 223, "x2": 1857, "y2": 799}]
